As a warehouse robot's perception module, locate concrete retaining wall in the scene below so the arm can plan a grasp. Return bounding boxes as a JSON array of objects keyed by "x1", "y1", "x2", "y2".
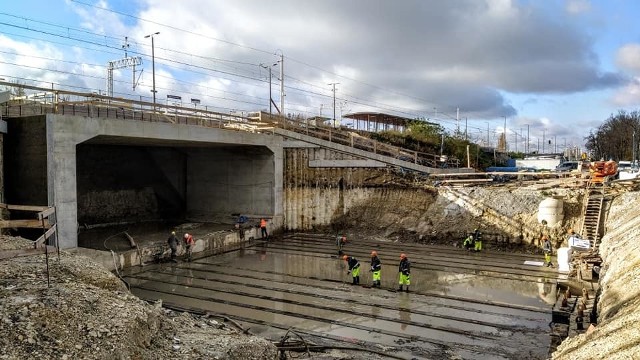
[
  {"x1": 5, "y1": 116, "x2": 47, "y2": 205},
  {"x1": 75, "y1": 226, "x2": 260, "y2": 271}
]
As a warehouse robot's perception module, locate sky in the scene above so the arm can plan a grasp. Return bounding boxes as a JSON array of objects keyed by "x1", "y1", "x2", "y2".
[{"x1": 1, "y1": 0, "x2": 640, "y2": 153}]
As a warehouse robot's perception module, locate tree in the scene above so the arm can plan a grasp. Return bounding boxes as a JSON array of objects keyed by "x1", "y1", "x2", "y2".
[{"x1": 584, "y1": 110, "x2": 640, "y2": 160}]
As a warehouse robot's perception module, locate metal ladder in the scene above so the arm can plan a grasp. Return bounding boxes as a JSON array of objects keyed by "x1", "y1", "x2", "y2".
[{"x1": 580, "y1": 185, "x2": 605, "y2": 251}]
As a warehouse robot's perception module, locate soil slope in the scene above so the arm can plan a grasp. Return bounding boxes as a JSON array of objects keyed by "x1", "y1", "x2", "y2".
[
  {"x1": 0, "y1": 236, "x2": 276, "y2": 360},
  {"x1": 553, "y1": 191, "x2": 640, "y2": 359}
]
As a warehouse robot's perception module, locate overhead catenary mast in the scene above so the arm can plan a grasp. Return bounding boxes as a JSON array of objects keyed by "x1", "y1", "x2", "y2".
[{"x1": 106, "y1": 37, "x2": 143, "y2": 97}]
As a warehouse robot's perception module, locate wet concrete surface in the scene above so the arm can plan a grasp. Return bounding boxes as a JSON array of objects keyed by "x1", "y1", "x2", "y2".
[{"x1": 123, "y1": 233, "x2": 555, "y2": 359}]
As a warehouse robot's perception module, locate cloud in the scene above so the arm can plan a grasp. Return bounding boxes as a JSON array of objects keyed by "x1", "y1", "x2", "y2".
[
  {"x1": 612, "y1": 77, "x2": 640, "y2": 107},
  {"x1": 566, "y1": 0, "x2": 592, "y2": 14},
  {"x1": 616, "y1": 43, "x2": 640, "y2": 75},
  {"x1": 123, "y1": 0, "x2": 620, "y2": 119},
  {"x1": 3, "y1": 0, "x2": 625, "y2": 124}
]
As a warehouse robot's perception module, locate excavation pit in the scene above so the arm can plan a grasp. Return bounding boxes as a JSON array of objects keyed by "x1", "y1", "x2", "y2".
[{"x1": 123, "y1": 233, "x2": 557, "y2": 359}]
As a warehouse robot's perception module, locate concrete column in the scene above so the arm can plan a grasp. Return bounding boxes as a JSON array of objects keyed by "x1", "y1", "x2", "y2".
[
  {"x1": 48, "y1": 143, "x2": 78, "y2": 249},
  {"x1": 267, "y1": 143, "x2": 284, "y2": 228}
]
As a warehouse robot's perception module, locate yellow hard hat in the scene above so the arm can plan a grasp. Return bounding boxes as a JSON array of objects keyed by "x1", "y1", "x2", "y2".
[{"x1": 171, "y1": 231, "x2": 176, "y2": 235}]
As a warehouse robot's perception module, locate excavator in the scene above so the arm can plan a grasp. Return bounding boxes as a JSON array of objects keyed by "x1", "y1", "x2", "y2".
[{"x1": 588, "y1": 160, "x2": 618, "y2": 184}]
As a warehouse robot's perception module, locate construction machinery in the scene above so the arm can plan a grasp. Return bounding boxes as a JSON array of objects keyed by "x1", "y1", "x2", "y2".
[{"x1": 588, "y1": 160, "x2": 617, "y2": 184}]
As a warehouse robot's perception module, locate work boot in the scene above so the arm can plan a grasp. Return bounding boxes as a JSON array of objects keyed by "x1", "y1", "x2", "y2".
[
  {"x1": 352, "y1": 278, "x2": 356, "y2": 285},
  {"x1": 405, "y1": 286, "x2": 410, "y2": 293},
  {"x1": 356, "y1": 276, "x2": 360, "y2": 285},
  {"x1": 398, "y1": 285, "x2": 403, "y2": 292}
]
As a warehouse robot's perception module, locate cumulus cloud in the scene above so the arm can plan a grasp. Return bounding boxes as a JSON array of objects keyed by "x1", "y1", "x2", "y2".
[
  {"x1": 120, "y1": 0, "x2": 621, "y2": 119},
  {"x1": 3, "y1": 0, "x2": 625, "y2": 123}
]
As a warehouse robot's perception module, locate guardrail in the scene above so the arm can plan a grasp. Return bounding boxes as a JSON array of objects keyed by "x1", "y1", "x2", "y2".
[{"x1": 0, "y1": 81, "x2": 460, "y2": 169}]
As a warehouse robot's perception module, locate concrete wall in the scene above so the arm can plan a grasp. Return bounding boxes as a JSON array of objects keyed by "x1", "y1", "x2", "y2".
[
  {"x1": 76, "y1": 145, "x2": 187, "y2": 225},
  {"x1": 45, "y1": 114, "x2": 284, "y2": 249},
  {"x1": 283, "y1": 148, "x2": 393, "y2": 230},
  {"x1": 187, "y1": 147, "x2": 275, "y2": 222},
  {"x1": 5, "y1": 116, "x2": 47, "y2": 205}
]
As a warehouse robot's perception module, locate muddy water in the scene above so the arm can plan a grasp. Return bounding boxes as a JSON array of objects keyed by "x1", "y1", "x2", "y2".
[{"x1": 125, "y1": 238, "x2": 553, "y2": 359}]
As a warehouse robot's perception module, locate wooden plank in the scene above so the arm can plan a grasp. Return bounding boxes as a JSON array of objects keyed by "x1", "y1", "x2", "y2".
[
  {"x1": 0, "y1": 219, "x2": 51, "y2": 229},
  {"x1": 0, "y1": 246, "x2": 57, "y2": 261},
  {"x1": 4, "y1": 204, "x2": 49, "y2": 212},
  {"x1": 34, "y1": 225, "x2": 57, "y2": 248},
  {"x1": 37, "y1": 207, "x2": 56, "y2": 220}
]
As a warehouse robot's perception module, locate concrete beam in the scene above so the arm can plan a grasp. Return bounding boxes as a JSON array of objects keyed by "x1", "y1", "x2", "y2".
[{"x1": 308, "y1": 159, "x2": 387, "y2": 168}]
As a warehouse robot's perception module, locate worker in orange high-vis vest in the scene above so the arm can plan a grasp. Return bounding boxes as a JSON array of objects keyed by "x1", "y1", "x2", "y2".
[
  {"x1": 260, "y1": 218, "x2": 268, "y2": 239},
  {"x1": 183, "y1": 233, "x2": 195, "y2": 262}
]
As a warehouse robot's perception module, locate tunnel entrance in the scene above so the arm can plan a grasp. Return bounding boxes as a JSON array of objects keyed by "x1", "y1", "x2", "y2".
[{"x1": 76, "y1": 137, "x2": 275, "y2": 251}]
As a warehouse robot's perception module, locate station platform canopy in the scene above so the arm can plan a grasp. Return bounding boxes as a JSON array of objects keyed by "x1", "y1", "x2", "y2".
[{"x1": 343, "y1": 112, "x2": 436, "y2": 133}]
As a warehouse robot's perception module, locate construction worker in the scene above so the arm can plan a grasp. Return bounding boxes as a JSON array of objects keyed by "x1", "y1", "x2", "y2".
[
  {"x1": 343, "y1": 255, "x2": 360, "y2": 285},
  {"x1": 370, "y1": 251, "x2": 382, "y2": 288},
  {"x1": 543, "y1": 235, "x2": 553, "y2": 267},
  {"x1": 473, "y1": 229, "x2": 483, "y2": 252},
  {"x1": 398, "y1": 253, "x2": 411, "y2": 292},
  {"x1": 183, "y1": 233, "x2": 195, "y2": 262},
  {"x1": 336, "y1": 234, "x2": 347, "y2": 255},
  {"x1": 463, "y1": 233, "x2": 474, "y2": 251},
  {"x1": 260, "y1": 218, "x2": 268, "y2": 239},
  {"x1": 167, "y1": 231, "x2": 178, "y2": 262}
]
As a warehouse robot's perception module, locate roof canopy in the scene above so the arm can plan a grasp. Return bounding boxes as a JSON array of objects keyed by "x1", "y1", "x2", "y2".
[{"x1": 343, "y1": 112, "x2": 437, "y2": 127}]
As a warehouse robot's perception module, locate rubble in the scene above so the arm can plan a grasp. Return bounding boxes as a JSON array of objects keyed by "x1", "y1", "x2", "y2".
[{"x1": 0, "y1": 236, "x2": 277, "y2": 360}]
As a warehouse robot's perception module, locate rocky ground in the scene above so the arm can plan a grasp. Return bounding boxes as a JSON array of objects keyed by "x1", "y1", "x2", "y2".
[{"x1": 0, "y1": 235, "x2": 277, "y2": 360}]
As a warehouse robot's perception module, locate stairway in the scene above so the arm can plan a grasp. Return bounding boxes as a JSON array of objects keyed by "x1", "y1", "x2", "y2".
[{"x1": 580, "y1": 187, "x2": 605, "y2": 251}]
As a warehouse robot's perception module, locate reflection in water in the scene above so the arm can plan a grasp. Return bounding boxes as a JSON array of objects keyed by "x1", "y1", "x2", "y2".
[
  {"x1": 537, "y1": 278, "x2": 557, "y2": 305},
  {"x1": 399, "y1": 296, "x2": 411, "y2": 331}
]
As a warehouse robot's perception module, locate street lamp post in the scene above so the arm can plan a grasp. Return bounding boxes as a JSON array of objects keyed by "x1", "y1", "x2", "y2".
[
  {"x1": 260, "y1": 63, "x2": 278, "y2": 115},
  {"x1": 144, "y1": 32, "x2": 160, "y2": 111}
]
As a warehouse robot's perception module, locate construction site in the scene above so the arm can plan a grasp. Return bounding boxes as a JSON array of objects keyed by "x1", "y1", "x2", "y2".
[{"x1": 1, "y1": 84, "x2": 640, "y2": 360}]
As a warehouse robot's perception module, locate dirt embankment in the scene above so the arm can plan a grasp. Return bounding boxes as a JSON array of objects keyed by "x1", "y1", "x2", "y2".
[
  {"x1": 334, "y1": 184, "x2": 583, "y2": 253},
  {"x1": 0, "y1": 236, "x2": 276, "y2": 360},
  {"x1": 553, "y1": 191, "x2": 640, "y2": 359}
]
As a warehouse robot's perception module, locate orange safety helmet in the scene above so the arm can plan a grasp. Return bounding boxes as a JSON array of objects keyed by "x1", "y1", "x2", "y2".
[
  {"x1": 371, "y1": 251, "x2": 378, "y2": 257},
  {"x1": 400, "y1": 253, "x2": 406, "y2": 259},
  {"x1": 342, "y1": 255, "x2": 349, "y2": 261}
]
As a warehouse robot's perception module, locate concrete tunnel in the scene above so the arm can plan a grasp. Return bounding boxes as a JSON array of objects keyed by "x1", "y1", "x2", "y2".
[{"x1": 4, "y1": 114, "x2": 284, "y2": 248}]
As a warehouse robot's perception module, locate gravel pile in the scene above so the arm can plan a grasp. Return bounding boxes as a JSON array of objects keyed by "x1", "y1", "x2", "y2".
[{"x1": 0, "y1": 236, "x2": 276, "y2": 360}]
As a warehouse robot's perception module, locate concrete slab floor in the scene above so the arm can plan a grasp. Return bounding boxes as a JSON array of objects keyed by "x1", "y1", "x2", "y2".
[{"x1": 123, "y1": 233, "x2": 557, "y2": 359}]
